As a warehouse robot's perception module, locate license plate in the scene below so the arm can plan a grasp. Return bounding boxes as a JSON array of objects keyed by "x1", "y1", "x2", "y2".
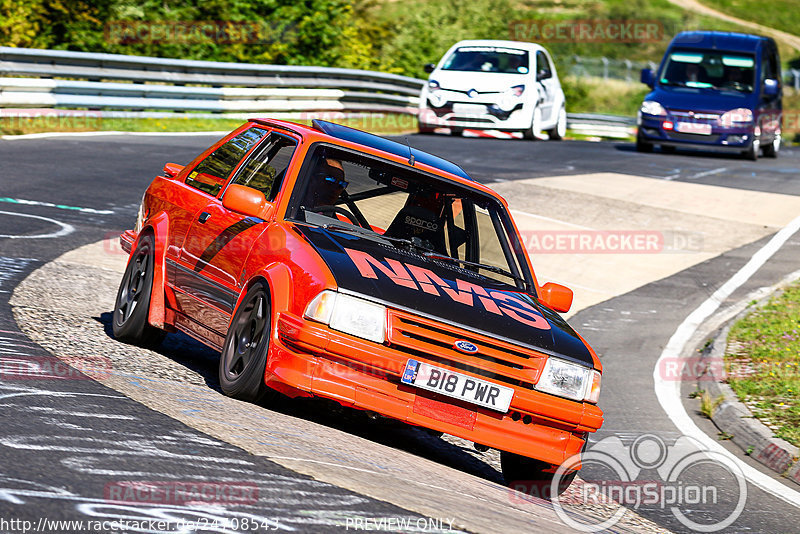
[
  {"x1": 401, "y1": 360, "x2": 514, "y2": 412},
  {"x1": 676, "y1": 121, "x2": 712, "y2": 135}
]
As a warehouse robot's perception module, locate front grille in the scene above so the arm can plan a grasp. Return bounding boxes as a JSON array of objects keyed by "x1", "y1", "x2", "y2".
[
  {"x1": 387, "y1": 310, "x2": 546, "y2": 389},
  {"x1": 667, "y1": 132, "x2": 721, "y2": 143}
]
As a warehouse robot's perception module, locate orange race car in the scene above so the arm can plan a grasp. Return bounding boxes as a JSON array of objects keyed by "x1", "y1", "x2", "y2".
[{"x1": 114, "y1": 119, "x2": 603, "y2": 492}]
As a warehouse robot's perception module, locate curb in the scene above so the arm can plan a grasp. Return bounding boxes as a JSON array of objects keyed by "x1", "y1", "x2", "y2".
[{"x1": 699, "y1": 296, "x2": 800, "y2": 486}]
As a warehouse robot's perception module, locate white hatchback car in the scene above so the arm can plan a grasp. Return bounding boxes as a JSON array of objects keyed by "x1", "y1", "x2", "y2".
[{"x1": 418, "y1": 39, "x2": 567, "y2": 140}]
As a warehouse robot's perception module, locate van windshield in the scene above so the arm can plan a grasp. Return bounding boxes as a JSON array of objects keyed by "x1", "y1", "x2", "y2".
[
  {"x1": 659, "y1": 48, "x2": 755, "y2": 93},
  {"x1": 442, "y1": 47, "x2": 529, "y2": 74}
]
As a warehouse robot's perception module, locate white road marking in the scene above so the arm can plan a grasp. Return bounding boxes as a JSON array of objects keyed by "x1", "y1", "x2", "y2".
[
  {"x1": 0, "y1": 197, "x2": 114, "y2": 215},
  {"x1": 689, "y1": 167, "x2": 727, "y2": 180},
  {"x1": 653, "y1": 213, "x2": 800, "y2": 508},
  {"x1": 0, "y1": 211, "x2": 74, "y2": 239}
]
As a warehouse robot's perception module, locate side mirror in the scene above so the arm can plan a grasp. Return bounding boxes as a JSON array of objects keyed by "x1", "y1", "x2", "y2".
[
  {"x1": 163, "y1": 162, "x2": 184, "y2": 178},
  {"x1": 423, "y1": 63, "x2": 436, "y2": 74},
  {"x1": 222, "y1": 184, "x2": 274, "y2": 221},
  {"x1": 539, "y1": 282, "x2": 573, "y2": 313},
  {"x1": 640, "y1": 68, "x2": 655, "y2": 87},
  {"x1": 763, "y1": 78, "x2": 779, "y2": 96}
]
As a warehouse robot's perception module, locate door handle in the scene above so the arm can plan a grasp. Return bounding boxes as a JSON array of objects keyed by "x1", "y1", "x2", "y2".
[{"x1": 198, "y1": 212, "x2": 211, "y2": 223}]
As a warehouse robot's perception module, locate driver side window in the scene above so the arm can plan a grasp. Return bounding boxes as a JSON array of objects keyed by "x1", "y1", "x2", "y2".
[
  {"x1": 186, "y1": 127, "x2": 267, "y2": 196},
  {"x1": 230, "y1": 134, "x2": 297, "y2": 201},
  {"x1": 536, "y1": 51, "x2": 552, "y2": 80}
]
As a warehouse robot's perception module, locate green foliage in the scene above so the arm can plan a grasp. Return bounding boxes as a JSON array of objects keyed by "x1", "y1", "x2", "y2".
[{"x1": 726, "y1": 282, "x2": 800, "y2": 447}]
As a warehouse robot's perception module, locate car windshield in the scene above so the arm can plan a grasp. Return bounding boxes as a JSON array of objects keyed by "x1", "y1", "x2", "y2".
[
  {"x1": 659, "y1": 48, "x2": 755, "y2": 93},
  {"x1": 289, "y1": 144, "x2": 531, "y2": 290},
  {"x1": 441, "y1": 46, "x2": 529, "y2": 74}
]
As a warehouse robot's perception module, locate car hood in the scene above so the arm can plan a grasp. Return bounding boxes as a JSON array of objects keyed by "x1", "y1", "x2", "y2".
[
  {"x1": 648, "y1": 86, "x2": 753, "y2": 113},
  {"x1": 296, "y1": 224, "x2": 594, "y2": 367},
  {"x1": 431, "y1": 70, "x2": 529, "y2": 93}
]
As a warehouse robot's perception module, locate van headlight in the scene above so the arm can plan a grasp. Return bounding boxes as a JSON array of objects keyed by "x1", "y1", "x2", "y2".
[
  {"x1": 304, "y1": 290, "x2": 386, "y2": 343},
  {"x1": 535, "y1": 357, "x2": 601, "y2": 403},
  {"x1": 718, "y1": 108, "x2": 753, "y2": 127},
  {"x1": 640, "y1": 100, "x2": 666, "y2": 116}
]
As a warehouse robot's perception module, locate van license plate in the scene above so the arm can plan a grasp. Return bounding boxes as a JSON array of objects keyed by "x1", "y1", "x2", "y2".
[
  {"x1": 676, "y1": 122, "x2": 712, "y2": 135},
  {"x1": 401, "y1": 360, "x2": 513, "y2": 413}
]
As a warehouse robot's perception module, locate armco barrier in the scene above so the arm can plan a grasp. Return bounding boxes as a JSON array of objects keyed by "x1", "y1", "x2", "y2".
[{"x1": 0, "y1": 47, "x2": 634, "y2": 136}]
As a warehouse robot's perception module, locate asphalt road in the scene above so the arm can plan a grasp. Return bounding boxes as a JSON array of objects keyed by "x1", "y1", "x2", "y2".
[{"x1": 1, "y1": 132, "x2": 799, "y2": 533}]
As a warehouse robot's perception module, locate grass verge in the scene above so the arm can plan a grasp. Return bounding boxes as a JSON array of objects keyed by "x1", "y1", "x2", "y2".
[
  {"x1": 0, "y1": 114, "x2": 422, "y2": 137},
  {"x1": 725, "y1": 281, "x2": 800, "y2": 448}
]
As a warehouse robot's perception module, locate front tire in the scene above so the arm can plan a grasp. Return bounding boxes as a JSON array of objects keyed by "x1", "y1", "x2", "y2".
[
  {"x1": 112, "y1": 234, "x2": 164, "y2": 346},
  {"x1": 501, "y1": 451, "x2": 576, "y2": 498},
  {"x1": 743, "y1": 137, "x2": 759, "y2": 161},
  {"x1": 635, "y1": 130, "x2": 653, "y2": 153},
  {"x1": 547, "y1": 106, "x2": 567, "y2": 140},
  {"x1": 219, "y1": 282, "x2": 272, "y2": 402},
  {"x1": 523, "y1": 107, "x2": 542, "y2": 140}
]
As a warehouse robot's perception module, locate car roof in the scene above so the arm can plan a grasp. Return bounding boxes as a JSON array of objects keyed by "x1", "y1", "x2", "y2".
[
  {"x1": 670, "y1": 31, "x2": 771, "y2": 53},
  {"x1": 251, "y1": 118, "x2": 474, "y2": 181},
  {"x1": 446, "y1": 39, "x2": 547, "y2": 53}
]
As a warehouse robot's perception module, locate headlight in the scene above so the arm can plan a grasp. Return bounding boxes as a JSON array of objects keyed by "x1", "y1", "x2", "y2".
[
  {"x1": 427, "y1": 81, "x2": 446, "y2": 108},
  {"x1": 718, "y1": 108, "x2": 753, "y2": 127},
  {"x1": 304, "y1": 290, "x2": 386, "y2": 343},
  {"x1": 640, "y1": 100, "x2": 666, "y2": 116},
  {"x1": 498, "y1": 84, "x2": 525, "y2": 112},
  {"x1": 536, "y1": 357, "x2": 601, "y2": 403}
]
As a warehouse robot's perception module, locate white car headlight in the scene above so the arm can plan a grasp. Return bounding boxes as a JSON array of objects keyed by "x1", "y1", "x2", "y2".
[
  {"x1": 304, "y1": 290, "x2": 386, "y2": 343},
  {"x1": 536, "y1": 357, "x2": 601, "y2": 403},
  {"x1": 498, "y1": 84, "x2": 525, "y2": 112},
  {"x1": 640, "y1": 100, "x2": 666, "y2": 116},
  {"x1": 718, "y1": 108, "x2": 753, "y2": 127}
]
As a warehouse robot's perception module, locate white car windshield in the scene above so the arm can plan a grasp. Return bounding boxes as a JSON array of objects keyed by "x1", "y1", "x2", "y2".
[{"x1": 442, "y1": 46, "x2": 529, "y2": 74}]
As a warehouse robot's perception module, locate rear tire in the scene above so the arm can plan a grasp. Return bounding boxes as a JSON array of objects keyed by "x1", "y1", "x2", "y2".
[
  {"x1": 501, "y1": 451, "x2": 576, "y2": 498},
  {"x1": 547, "y1": 106, "x2": 567, "y2": 140},
  {"x1": 112, "y1": 234, "x2": 165, "y2": 347},
  {"x1": 219, "y1": 282, "x2": 272, "y2": 402}
]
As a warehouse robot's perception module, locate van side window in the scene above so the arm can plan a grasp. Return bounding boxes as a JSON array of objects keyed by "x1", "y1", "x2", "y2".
[
  {"x1": 230, "y1": 134, "x2": 297, "y2": 201},
  {"x1": 186, "y1": 128, "x2": 268, "y2": 196},
  {"x1": 536, "y1": 51, "x2": 552, "y2": 80}
]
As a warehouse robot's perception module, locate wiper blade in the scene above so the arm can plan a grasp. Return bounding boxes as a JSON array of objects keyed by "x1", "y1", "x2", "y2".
[{"x1": 422, "y1": 252, "x2": 525, "y2": 283}]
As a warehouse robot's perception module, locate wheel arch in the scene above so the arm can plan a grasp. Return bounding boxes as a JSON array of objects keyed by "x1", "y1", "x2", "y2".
[{"x1": 132, "y1": 211, "x2": 171, "y2": 330}]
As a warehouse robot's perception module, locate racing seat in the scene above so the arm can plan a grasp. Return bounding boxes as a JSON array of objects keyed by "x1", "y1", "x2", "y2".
[{"x1": 384, "y1": 205, "x2": 447, "y2": 254}]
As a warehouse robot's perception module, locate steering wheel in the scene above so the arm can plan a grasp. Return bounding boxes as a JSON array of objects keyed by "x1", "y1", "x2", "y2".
[{"x1": 313, "y1": 205, "x2": 362, "y2": 227}]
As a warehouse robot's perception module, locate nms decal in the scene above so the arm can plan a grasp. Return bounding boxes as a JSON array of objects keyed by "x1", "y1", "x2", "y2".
[{"x1": 344, "y1": 248, "x2": 550, "y2": 330}]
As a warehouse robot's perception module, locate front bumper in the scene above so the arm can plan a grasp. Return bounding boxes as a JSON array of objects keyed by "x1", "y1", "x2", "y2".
[
  {"x1": 270, "y1": 310, "x2": 603, "y2": 467},
  {"x1": 419, "y1": 97, "x2": 533, "y2": 131},
  {"x1": 638, "y1": 113, "x2": 756, "y2": 152}
]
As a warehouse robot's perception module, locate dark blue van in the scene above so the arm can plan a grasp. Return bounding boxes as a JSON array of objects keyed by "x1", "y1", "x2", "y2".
[{"x1": 637, "y1": 31, "x2": 781, "y2": 160}]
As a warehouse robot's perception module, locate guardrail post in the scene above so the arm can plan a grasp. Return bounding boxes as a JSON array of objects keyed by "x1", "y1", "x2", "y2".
[{"x1": 601, "y1": 57, "x2": 609, "y2": 81}]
